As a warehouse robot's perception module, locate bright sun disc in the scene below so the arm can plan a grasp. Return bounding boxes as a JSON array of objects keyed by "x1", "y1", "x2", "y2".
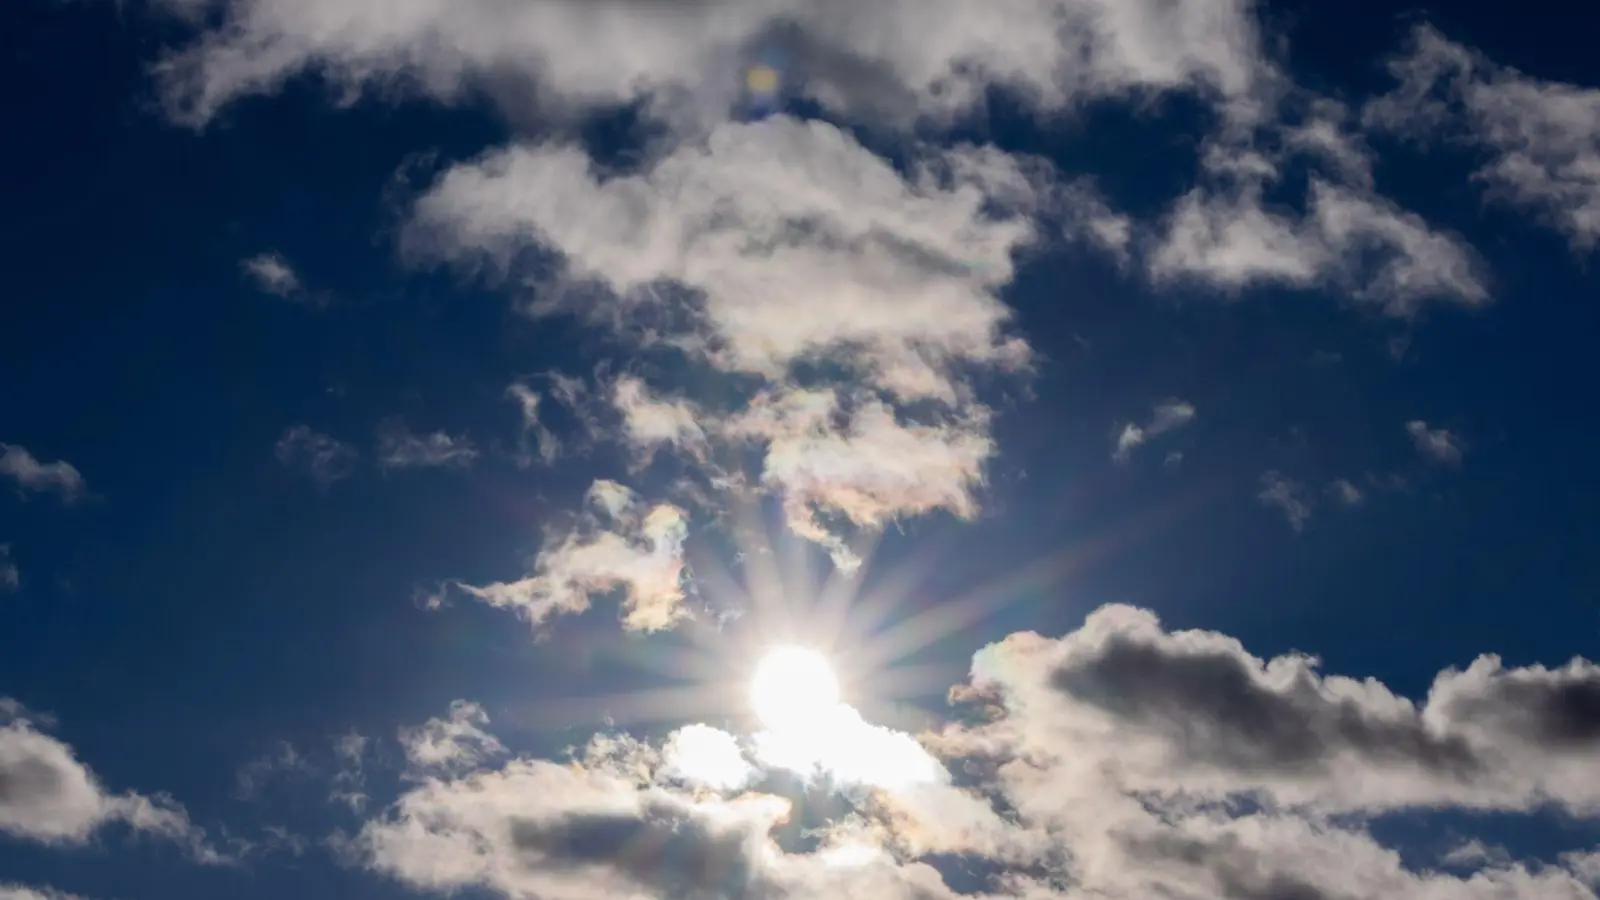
[{"x1": 750, "y1": 646, "x2": 839, "y2": 733}]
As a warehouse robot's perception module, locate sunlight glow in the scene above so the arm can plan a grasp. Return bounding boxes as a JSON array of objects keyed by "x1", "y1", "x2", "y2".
[
  {"x1": 750, "y1": 646, "x2": 840, "y2": 733},
  {"x1": 748, "y1": 646, "x2": 942, "y2": 790}
]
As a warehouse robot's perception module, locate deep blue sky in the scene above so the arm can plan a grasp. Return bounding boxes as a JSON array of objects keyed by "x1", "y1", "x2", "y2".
[{"x1": 3, "y1": 2, "x2": 1599, "y2": 899}]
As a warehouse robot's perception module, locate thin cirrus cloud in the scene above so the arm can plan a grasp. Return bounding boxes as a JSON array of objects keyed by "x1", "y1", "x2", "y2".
[
  {"x1": 374, "y1": 421, "x2": 479, "y2": 472},
  {"x1": 275, "y1": 425, "x2": 359, "y2": 485},
  {"x1": 1112, "y1": 398, "x2": 1196, "y2": 463},
  {"x1": 1407, "y1": 419, "x2": 1467, "y2": 466}
]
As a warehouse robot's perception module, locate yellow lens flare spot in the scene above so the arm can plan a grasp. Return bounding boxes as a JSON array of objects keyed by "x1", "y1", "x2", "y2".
[{"x1": 745, "y1": 65, "x2": 781, "y2": 95}]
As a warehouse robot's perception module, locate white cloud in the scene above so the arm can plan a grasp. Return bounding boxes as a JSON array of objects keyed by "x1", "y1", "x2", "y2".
[
  {"x1": 658, "y1": 724, "x2": 756, "y2": 793},
  {"x1": 1407, "y1": 419, "x2": 1466, "y2": 466},
  {"x1": 1151, "y1": 177, "x2": 1489, "y2": 316},
  {"x1": 1112, "y1": 398, "x2": 1196, "y2": 463},
  {"x1": 399, "y1": 701, "x2": 506, "y2": 779},
  {"x1": 154, "y1": 0, "x2": 1269, "y2": 131},
  {"x1": 0, "y1": 444, "x2": 86, "y2": 503},
  {"x1": 0, "y1": 700, "x2": 222, "y2": 860},
  {"x1": 275, "y1": 425, "x2": 358, "y2": 485},
  {"x1": 1258, "y1": 470, "x2": 1312, "y2": 531},
  {"x1": 376, "y1": 422, "x2": 479, "y2": 471},
  {"x1": 0, "y1": 886, "x2": 88, "y2": 900},
  {"x1": 455, "y1": 480, "x2": 689, "y2": 632},
  {"x1": 241, "y1": 251, "x2": 303, "y2": 298},
  {"x1": 1367, "y1": 25, "x2": 1600, "y2": 252}
]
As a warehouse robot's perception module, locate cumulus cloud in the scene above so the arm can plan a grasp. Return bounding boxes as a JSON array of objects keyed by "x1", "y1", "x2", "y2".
[
  {"x1": 1111, "y1": 398, "x2": 1195, "y2": 463},
  {"x1": 1407, "y1": 419, "x2": 1466, "y2": 466},
  {"x1": 275, "y1": 425, "x2": 358, "y2": 485},
  {"x1": 0, "y1": 444, "x2": 86, "y2": 503},
  {"x1": 241, "y1": 251, "x2": 303, "y2": 298},
  {"x1": 1367, "y1": 24, "x2": 1600, "y2": 252},
  {"x1": 455, "y1": 480, "x2": 689, "y2": 632},
  {"x1": 1257, "y1": 471, "x2": 1312, "y2": 531},
  {"x1": 0, "y1": 700, "x2": 222, "y2": 860},
  {"x1": 375, "y1": 421, "x2": 479, "y2": 471}
]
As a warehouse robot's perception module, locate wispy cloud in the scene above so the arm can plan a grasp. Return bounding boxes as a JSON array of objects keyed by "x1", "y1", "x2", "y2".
[
  {"x1": 1258, "y1": 470, "x2": 1313, "y2": 531},
  {"x1": 375, "y1": 422, "x2": 479, "y2": 472},
  {"x1": 275, "y1": 426, "x2": 358, "y2": 485},
  {"x1": 1112, "y1": 398, "x2": 1196, "y2": 463},
  {"x1": 0, "y1": 545, "x2": 16, "y2": 593},
  {"x1": 1407, "y1": 419, "x2": 1466, "y2": 466}
]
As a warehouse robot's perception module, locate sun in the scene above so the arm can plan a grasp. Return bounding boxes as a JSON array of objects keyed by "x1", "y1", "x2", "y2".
[{"x1": 749, "y1": 646, "x2": 840, "y2": 733}]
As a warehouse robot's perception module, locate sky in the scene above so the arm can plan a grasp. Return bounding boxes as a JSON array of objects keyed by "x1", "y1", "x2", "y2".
[{"x1": 3, "y1": 0, "x2": 1600, "y2": 898}]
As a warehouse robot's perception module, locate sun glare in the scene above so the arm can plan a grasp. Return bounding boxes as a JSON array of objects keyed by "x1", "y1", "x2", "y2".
[{"x1": 749, "y1": 646, "x2": 840, "y2": 733}]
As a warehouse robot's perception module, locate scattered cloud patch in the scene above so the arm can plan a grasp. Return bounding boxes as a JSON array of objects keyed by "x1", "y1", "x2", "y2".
[
  {"x1": 275, "y1": 426, "x2": 358, "y2": 485},
  {"x1": 1407, "y1": 419, "x2": 1466, "y2": 466},
  {"x1": 1112, "y1": 398, "x2": 1196, "y2": 463},
  {"x1": 1258, "y1": 470, "x2": 1313, "y2": 530},
  {"x1": 0, "y1": 700, "x2": 223, "y2": 861},
  {"x1": 455, "y1": 480, "x2": 689, "y2": 632},
  {"x1": 1326, "y1": 478, "x2": 1364, "y2": 507},
  {"x1": 506, "y1": 380, "x2": 561, "y2": 466},
  {"x1": 0, "y1": 445, "x2": 86, "y2": 503},
  {"x1": 241, "y1": 251, "x2": 303, "y2": 299},
  {"x1": 1368, "y1": 24, "x2": 1600, "y2": 252},
  {"x1": 376, "y1": 422, "x2": 479, "y2": 471}
]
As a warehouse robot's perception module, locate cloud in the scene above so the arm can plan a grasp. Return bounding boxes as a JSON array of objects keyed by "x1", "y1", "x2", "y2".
[
  {"x1": 506, "y1": 380, "x2": 561, "y2": 466},
  {"x1": 1257, "y1": 471, "x2": 1312, "y2": 531},
  {"x1": 1406, "y1": 419, "x2": 1466, "y2": 466},
  {"x1": 0, "y1": 886, "x2": 88, "y2": 900},
  {"x1": 1367, "y1": 24, "x2": 1600, "y2": 252},
  {"x1": 0, "y1": 700, "x2": 222, "y2": 860},
  {"x1": 455, "y1": 480, "x2": 689, "y2": 632},
  {"x1": 1325, "y1": 478, "x2": 1364, "y2": 507},
  {"x1": 1112, "y1": 398, "x2": 1196, "y2": 463},
  {"x1": 375, "y1": 422, "x2": 479, "y2": 471},
  {"x1": 0, "y1": 445, "x2": 86, "y2": 503},
  {"x1": 275, "y1": 425, "x2": 359, "y2": 485},
  {"x1": 153, "y1": 0, "x2": 1269, "y2": 130},
  {"x1": 0, "y1": 545, "x2": 16, "y2": 593},
  {"x1": 1150, "y1": 177, "x2": 1489, "y2": 316},
  {"x1": 241, "y1": 251, "x2": 303, "y2": 298},
  {"x1": 234, "y1": 741, "x2": 307, "y2": 800},
  {"x1": 398, "y1": 701, "x2": 506, "y2": 779}
]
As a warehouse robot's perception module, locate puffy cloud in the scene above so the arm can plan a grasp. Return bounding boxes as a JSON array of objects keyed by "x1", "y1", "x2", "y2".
[
  {"x1": 1151, "y1": 177, "x2": 1488, "y2": 316},
  {"x1": 1111, "y1": 398, "x2": 1195, "y2": 463},
  {"x1": 0, "y1": 444, "x2": 86, "y2": 503},
  {"x1": 939, "y1": 604, "x2": 1600, "y2": 816},
  {"x1": 0, "y1": 700, "x2": 221, "y2": 860},
  {"x1": 399, "y1": 701, "x2": 506, "y2": 779},
  {"x1": 455, "y1": 480, "x2": 689, "y2": 632},
  {"x1": 1257, "y1": 471, "x2": 1312, "y2": 531},
  {"x1": 1367, "y1": 24, "x2": 1600, "y2": 252},
  {"x1": 241, "y1": 251, "x2": 302, "y2": 298},
  {"x1": 275, "y1": 425, "x2": 358, "y2": 485},
  {"x1": 153, "y1": 0, "x2": 1269, "y2": 130},
  {"x1": 375, "y1": 421, "x2": 479, "y2": 471},
  {"x1": 1407, "y1": 419, "x2": 1466, "y2": 466}
]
